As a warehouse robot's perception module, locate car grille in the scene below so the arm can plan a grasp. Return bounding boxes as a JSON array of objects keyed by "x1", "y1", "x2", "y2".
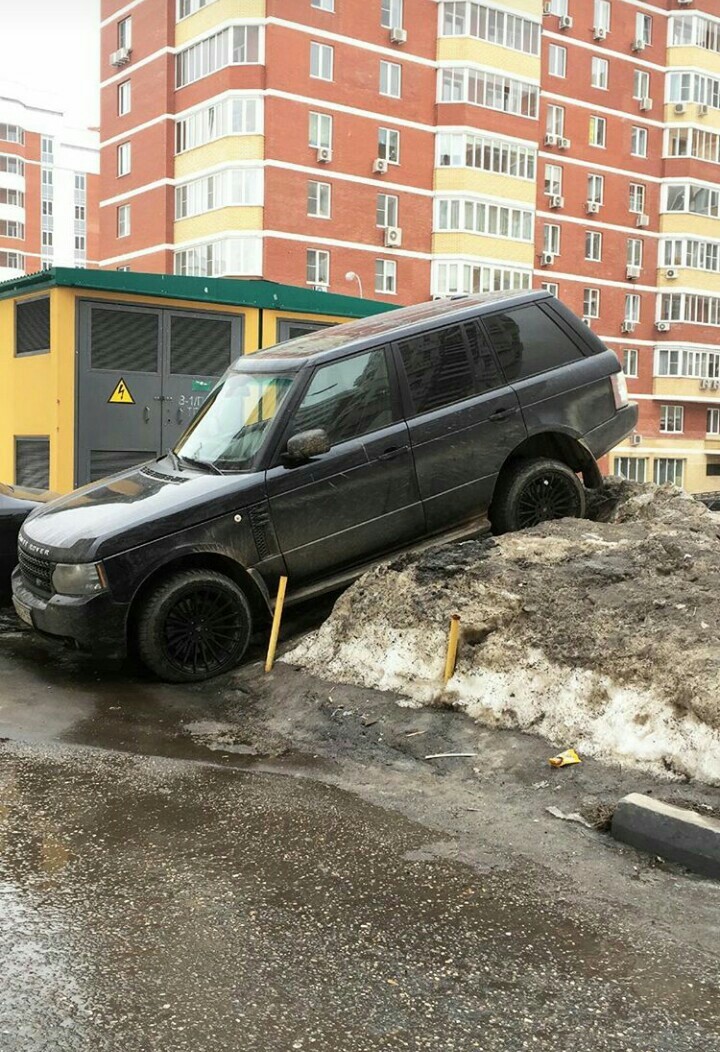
[{"x1": 18, "y1": 549, "x2": 55, "y2": 596}]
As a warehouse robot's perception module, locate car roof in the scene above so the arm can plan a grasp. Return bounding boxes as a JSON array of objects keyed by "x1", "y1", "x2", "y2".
[{"x1": 237, "y1": 289, "x2": 552, "y2": 371}]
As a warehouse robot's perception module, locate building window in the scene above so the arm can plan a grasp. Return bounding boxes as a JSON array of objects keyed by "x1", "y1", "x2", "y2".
[
  {"x1": 587, "y1": 173, "x2": 604, "y2": 205},
  {"x1": 432, "y1": 261, "x2": 531, "y2": 297},
  {"x1": 548, "y1": 44, "x2": 566, "y2": 78},
  {"x1": 546, "y1": 105, "x2": 564, "y2": 138},
  {"x1": 176, "y1": 26, "x2": 261, "y2": 88},
  {"x1": 309, "y1": 111, "x2": 333, "y2": 149},
  {"x1": 174, "y1": 237, "x2": 262, "y2": 277},
  {"x1": 380, "y1": 60, "x2": 402, "y2": 98},
  {"x1": 117, "y1": 142, "x2": 131, "y2": 176},
  {"x1": 707, "y1": 408, "x2": 720, "y2": 435},
  {"x1": 614, "y1": 457, "x2": 646, "y2": 483},
  {"x1": 543, "y1": 223, "x2": 560, "y2": 255},
  {"x1": 378, "y1": 127, "x2": 400, "y2": 163},
  {"x1": 311, "y1": 0, "x2": 335, "y2": 9},
  {"x1": 0, "y1": 123, "x2": 24, "y2": 145},
  {"x1": 629, "y1": 183, "x2": 645, "y2": 214},
  {"x1": 117, "y1": 204, "x2": 131, "y2": 238},
  {"x1": 591, "y1": 57, "x2": 608, "y2": 90},
  {"x1": 118, "y1": 81, "x2": 131, "y2": 116},
  {"x1": 660, "y1": 405, "x2": 684, "y2": 433},
  {"x1": 625, "y1": 293, "x2": 641, "y2": 323},
  {"x1": 583, "y1": 287, "x2": 600, "y2": 318},
  {"x1": 41, "y1": 136, "x2": 54, "y2": 164},
  {"x1": 589, "y1": 116, "x2": 606, "y2": 148},
  {"x1": 654, "y1": 458, "x2": 683, "y2": 487},
  {"x1": 627, "y1": 238, "x2": 643, "y2": 268},
  {"x1": 636, "y1": 13, "x2": 652, "y2": 46},
  {"x1": 544, "y1": 164, "x2": 562, "y2": 196},
  {"x1": 310, "y1": 41, "x2": 333, "y2": 80},
  {"x1": 623, "y1": 348, "x2": 638, "y2": 377},
  {"x1": 0, "y1": 154, "x2": 24, "y2": 176},
  {"x1": 436, "y1": 199, "x2": 533, "y2": 240},
  {"x1": 0, "y1": 221, "x2": 24, "y2": 239},
  {"x1": 437, "y1": 132, "x2": 535, "y2": 180},
  {"x1": 0, "y1": 251, "x2": 25, "y2": 270},
  {"x1": 441, "y1": 68, "x2": 538, "y2": 117},
  {"x1": 307, "y1": 249, "x2": 330, "y2": 287},
  {"x1": 307, "y1": 180, "x2": 331, "y2": 218},
  {"x1": 381, "y1": 0, "x2": 403, "y2": 29},
  {"x1": 375, "y1": 259, "x2": 397, "y2": 294},
  {"x1": 665, "y1": 183, "x2": 720, "y2": 218},
  {"x1": 594, "y1": 0, "x2": 611, "y2": 32},
  {"x1": 541, "y1": 282, "x2": 559, "y2": 296},
  {"x1": 118, "y1": 16, "x2": 132, "y2": 50},
  {"x1": 631, "y1": 126, "x2": 648, "y2": 157},
  {"x1": 177, "y1": 0, "x2": 221, "y2": 17},
  {"x1": 176, "y1": 96, "x2": 263, "y2": 153},
  {"x1": 548, "y1": 0, "x2": 567, "y2": 13},
  {"x1": 441, "y1": 3, "x2": 540, "y2": 55},
  {"x1": 585, "y1": 231, "x2": 602, "y2": 262},
  {"x1": 175, "y1": 169, "x2": 263, "y2": 218},
  {"x1": 633, "y1": 69, "x2": 650, "y2": 100},
  {"x1": 377, "y1": 193, "x2": 399, "y2": 228}
]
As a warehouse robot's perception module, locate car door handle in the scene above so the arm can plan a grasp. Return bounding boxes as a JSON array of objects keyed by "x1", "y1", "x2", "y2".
[
  {"x1": 489, "y1": 407, "x2": 516, "y2": 422},
  {"x1": 377, "y1": 445, "x2": 408, "y2": 461}
]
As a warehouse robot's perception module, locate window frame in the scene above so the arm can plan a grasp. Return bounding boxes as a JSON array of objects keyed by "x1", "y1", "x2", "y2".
[
  {"x1": 306, "y1": 248, "x2": 330, "y2": 287},
  {"x1": 307, "y1": 180, "x2": 332, "y2": 219},
  {"x1": 591, "y1": 57, "x2": 609, "y2": 90},
  {"x1": 117, "y1": 141, "x2": 131, "y2": 177},
  {"x1": 117, "y1": 203, "x2": 131, "y2": 238},
  {"x1": 585, "y1": 231, "x2": 603, "y2": 262},
  {"x1": 631, "y1": 126, "x2": 648, "y2": 158},
  {"x1": 380, "y1": 60, "x2": 402, "y2": 98},
  {"x1": 589, "y1": 115, "x2": 607, "y2": 148},
  {"x1": 375, "y1": 258, "x2": 398, "y2": 295},
  {"x1": 310, "y1": 40, "x2": 334, "y2": 81},
  {"x1": 623, "y1": 348, "x2": 639, "y2": 377},
  {"x1": 378, "y1": 127, "x2": 400, "y2": 164},
  {"x1": 548, "y1": 44, "x2": 567, "y2": 78},
  {"x1": 659, "y1": 404, "x2": 684, "y2": 434}
]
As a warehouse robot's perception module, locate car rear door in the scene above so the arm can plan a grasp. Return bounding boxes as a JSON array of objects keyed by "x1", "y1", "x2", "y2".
[
  {"x1": 264, "y1": 346, "x2": 425, "y2": 583},
  {"x1": 394, "y1": 319, "x2": 526, "y2": 534}
]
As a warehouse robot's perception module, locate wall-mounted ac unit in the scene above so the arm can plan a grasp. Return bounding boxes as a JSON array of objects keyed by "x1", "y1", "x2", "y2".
[
  {"x1": 316, "y1": 147, "x2": 332, "y2": 163},
  {"x1": 544, "y1": 133, "x2": 557, "y2": 146},
  {"x1": 550, "y1": 195, "x2": 564, "y2": 209},
  {"x1": 698, "y1": 103, "x2": 709, "y2": 116},
  {"x1": 390, "y1": 27, "x2": 407, "y2": 44},
  {"x1": 631, "y1": 433, "x2": 642, "y2": 446},
  {"x1": 384, "y1": 226, "x2": 403, "y2": 247},
  {"x1": 110, "y1": 47, "x2": 132, "y2": 67},
  {"x1": 540, "y1": 252, "x2": 555, "y2": 266},
  {"x1": 640, "y1": 97, "x2": 652, "y2": 111},
  {"x1": 559, "y1": 15, "x2": 573, "y2": 29},
  {"x1": 372, "y1": 158, "x2": 389, "y2": 174},
  {"x1": 636, "y1": 213, "x2": 650, "y2": 228},
  {"x1": 621, "y1": 321, "x2": 636, "y2": 333},
  {"x1": 586, "y1": 201, "x2": 600, "y2": 214},
  {"x1": 700, "y1": 378, "x2": 720, "y2": 390},
  {"x1": 593, "y1": 27, "x2": 606, "y2": 40},
  {"x1": 656, "y1": 321, "x2": 671, "y2": 332},
  {"x1": 626, "y1": 265, "x2": 641, "y2": 280},
  {"x1": 674, "y1": 102, "x2": 687, "y2": 115},
  {"x1": 558, "y1": 137, "x2": 571, "y2": 149},
  {"x1": 543, "y1": 0, "x2": 552, "y2": 14},
  {"x1": 631, "y1": 38, "x2": 646, "y2": 52},
  {"x1": 665, "y1": 268, "x2": 678, "y2": 280}
]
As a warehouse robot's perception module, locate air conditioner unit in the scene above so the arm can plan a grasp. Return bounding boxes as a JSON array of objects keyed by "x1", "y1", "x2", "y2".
[
  {"x1": 372, "y1": 158, "x2": 389, "y2": 174},
  {"x1": 656, "y1": 321, "x2": 671, "y2": 332},
  {"x1": 632, "y1": 38, "x2": 646, "y2": 52},
  {"x1": 698, "y1": 103, "x2": 709, "y2": 116},
  {"x1": 316, "y1": 146, "x2": 332, "y2": 163},
  {"x1": 543, "y1": 0, "x2": 552, "y2": 14},
  {"x1": 313, "y1": 284, "x2": 328, "y2": 293},
  {"x1": 384, "y1": 226, "x2": 403, "y2": 247},
  {"x1": 558, "y1": 137, "x2": 571, "y2": 149},
  {"x1": 593, "y1": 27, "x2": 606, "y2": 40},
  {"x1": 389, "y1": 26, "x2": 407, "y2": 44},
  {"x1": 559, "y1": 15, "x2": 573, "y2": 29},
  {"x1": 110, "y1": 47, "x2": 132, "y2": 67},
  {"x1": 626, "y1": 265, "x2": 641, "y2": 280},
  {"x1": 549, "y1": 194, "x2": 564, "y2": 209},
  {"x1": 640, "y1": 97, "x2": 652, "y2": 111},
  {"x1": 631, "y1": 433, "x2": 642, "y2": 446},
  {"x1": 582, "y1": 316, "x2": 593, "y2": 327},
  {"x1": 621, "y1": 321, "x2": 636, "y2": 333},
  {"x1": 677, "y1": 0, "x2": 693, "y2": 5},
  {"x1": 701, "y1": 378, "x2": 720, "y2": 390},
  {"x1": 674, "y1": 102, "x2": 687, "y2": 115},
  {"x1": 544, "y1": 133, "x2": 557, "y2": 146},
  {"x1": 541, "y1": 252, "x2": 555, "y2": 266},
  {"x1": 586, "y1": 200, "x2": 600, "y2": 214},
  {"x1": 665, "y1": 268, "x2": 678, "y2": 280},
  {"x1": 636, "y1": 213, "x2": 650, "y2": 228}
]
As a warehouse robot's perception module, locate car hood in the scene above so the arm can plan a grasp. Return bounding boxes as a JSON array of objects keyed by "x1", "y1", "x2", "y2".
[{"x1": 20, "y1": 459, "x2": 266, "y2": 562}]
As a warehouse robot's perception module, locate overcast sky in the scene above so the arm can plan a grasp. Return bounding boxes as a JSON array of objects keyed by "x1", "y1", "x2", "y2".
[{"x1": 0, "y1": 0, "x2": 101, "y2": 127}]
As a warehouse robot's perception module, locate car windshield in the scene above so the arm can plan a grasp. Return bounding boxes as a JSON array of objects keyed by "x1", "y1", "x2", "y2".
[{"x1": 174, "y1": 371, "x2": 296, "y2": 471}]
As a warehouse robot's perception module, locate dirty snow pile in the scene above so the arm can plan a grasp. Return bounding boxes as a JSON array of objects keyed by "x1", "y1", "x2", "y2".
[{"x1": 286, "y1": 481, "x2": 720, "y2": 784}]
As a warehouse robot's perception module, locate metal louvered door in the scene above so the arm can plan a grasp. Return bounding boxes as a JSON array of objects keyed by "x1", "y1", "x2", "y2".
[
  {"x1": 162, "y1": 311, "x2": 239, "y2": 451},
  {"x1": 77, "y1": 302, "x2": 162, "y2": 485}
]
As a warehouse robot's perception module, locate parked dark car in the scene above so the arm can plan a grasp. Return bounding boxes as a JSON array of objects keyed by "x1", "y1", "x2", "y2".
[
  {"x1": 0, "y1": 483, "x2": 53, "y2": 600},
  {"x1": 13, "y1": 290, "x2": 637, "y2": 682}
]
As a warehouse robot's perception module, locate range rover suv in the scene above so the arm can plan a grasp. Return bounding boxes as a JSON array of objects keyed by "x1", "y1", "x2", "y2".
[{"x1": 13, "y1": 290, "x2": 637, "y2": 682}]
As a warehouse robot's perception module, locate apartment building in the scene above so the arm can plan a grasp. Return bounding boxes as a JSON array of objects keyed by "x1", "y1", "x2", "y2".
[
  {"x1": 98, "y1": 0, "x2": 720, "y2": 493},
  {"x1": 0, "y1": 85, "x2": 99, "y2": 280}
]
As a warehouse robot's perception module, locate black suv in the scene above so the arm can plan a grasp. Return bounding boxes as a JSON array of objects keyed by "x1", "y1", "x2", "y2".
[{"x1": 13, "y1": 290, "x2": 637, "y2": 681}]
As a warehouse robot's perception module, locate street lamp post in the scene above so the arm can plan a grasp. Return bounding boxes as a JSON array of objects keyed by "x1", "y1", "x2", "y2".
[{"x1": 345, "y1": 271, "x2": 363, "y2": 298}]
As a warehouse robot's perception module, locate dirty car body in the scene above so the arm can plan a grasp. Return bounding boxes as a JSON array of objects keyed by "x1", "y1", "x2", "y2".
[{"x1": 13, "y1": 290, "x2": 637, "y2": 681}]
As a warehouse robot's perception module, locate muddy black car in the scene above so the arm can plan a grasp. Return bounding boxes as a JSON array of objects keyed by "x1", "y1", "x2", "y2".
[{"x1": 13, "y1": 290, "x2": 637, "y2": 682}]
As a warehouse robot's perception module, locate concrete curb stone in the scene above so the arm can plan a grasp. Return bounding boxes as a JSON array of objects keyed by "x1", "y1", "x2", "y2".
[{"x1": 612, "y1": 793, "x2": 720, "y2": 879}]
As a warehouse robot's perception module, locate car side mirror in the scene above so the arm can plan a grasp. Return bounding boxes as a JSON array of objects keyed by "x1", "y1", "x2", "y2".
[{"x1": 285, "y1": 428, "x2": 331, "y2": 464}]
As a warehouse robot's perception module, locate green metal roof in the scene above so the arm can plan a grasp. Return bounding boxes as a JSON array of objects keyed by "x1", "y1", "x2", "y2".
[{"x1": 0, "y1": 267, "x2": 398, "y2": 319}]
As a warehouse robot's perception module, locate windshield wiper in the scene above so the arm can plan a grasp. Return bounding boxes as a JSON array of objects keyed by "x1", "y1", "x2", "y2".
[{"x1": 175, "y1": 453, "x2": 224, "y2": 476}]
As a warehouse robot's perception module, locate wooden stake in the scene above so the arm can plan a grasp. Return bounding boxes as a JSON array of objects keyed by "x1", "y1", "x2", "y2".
[
  {"x1": 443, "y1": 614, "x2": 461, "y2": 684},
  {"x1": 264, "y1": 575, "x2": 288, "y2": 673}
]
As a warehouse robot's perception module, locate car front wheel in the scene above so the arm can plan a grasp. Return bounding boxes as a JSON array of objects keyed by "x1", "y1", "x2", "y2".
[
  {"x1": 137, "y1": 569, "x2": 253, "y2": 682},
  {"x1": 490, "y1": 457, "x2": 586, "y2": 534}
]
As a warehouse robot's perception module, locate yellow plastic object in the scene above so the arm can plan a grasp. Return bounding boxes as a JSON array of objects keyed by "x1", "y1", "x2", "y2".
[
  {"x1": 548, "y1": 748, "x2": 582, "y2": 768},
  {"x1": 264, "y1": 576, "x2": 288, "y2": 673},
  {"x1": 443, "y1": 614, "x2": 461, "y2": 684}
]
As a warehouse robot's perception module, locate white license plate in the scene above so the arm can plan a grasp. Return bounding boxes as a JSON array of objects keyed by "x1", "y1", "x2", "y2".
[{"x1": 13, "y1": 598, "x2": 32, "y2": 626}]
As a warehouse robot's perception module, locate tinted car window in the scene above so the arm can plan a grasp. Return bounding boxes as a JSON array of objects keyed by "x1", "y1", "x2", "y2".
[
  {"x1": 290, "y1": 350, "x2": 393, "y2": 446},
  {"x1": 484, "y1": 304, "x2": 584, "y2": 382},
  {"x1": 398, "y1": 323, "x2": 503, "y2": 415}
]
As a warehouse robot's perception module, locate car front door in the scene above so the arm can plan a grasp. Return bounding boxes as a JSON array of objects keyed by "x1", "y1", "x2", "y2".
[
  {"x1": 264, "y1": 347, "x2": 425, "y2": 584},
  {"x1": 395, "y1": 320, "x2": 526, "y2": 534}
]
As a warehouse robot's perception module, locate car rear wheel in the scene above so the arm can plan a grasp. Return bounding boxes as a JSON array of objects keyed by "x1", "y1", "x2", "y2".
[
  {"x1": 137, "y1": 569, "x2": 252, "y2": 682},
  {"x1": 491, "y1": 457, "x2": 586, "y2": 534}
]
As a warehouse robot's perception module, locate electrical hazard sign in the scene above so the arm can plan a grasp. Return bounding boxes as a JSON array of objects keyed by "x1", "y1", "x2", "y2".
[{"x1": 108, "y1": 378, "x2": 135, "y2": 405}]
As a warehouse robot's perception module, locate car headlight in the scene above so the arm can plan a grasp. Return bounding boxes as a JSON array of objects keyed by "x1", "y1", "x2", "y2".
[{"x1": 52, "y1": 562, "x2": 108, "y2": 597}]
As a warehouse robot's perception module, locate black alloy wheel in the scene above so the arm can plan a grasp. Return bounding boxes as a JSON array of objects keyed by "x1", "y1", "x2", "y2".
[{"x1": 490, "y1": 457, "x2": 586, "y2": 534}]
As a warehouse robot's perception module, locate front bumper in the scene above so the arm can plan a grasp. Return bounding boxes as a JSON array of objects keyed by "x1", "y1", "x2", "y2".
[
  {"x1": 12, "y1": 568, "x2": 130, "y2": 659},
  {"x1": 583, "y1": 403, "x2": 639, "y2": 461}
]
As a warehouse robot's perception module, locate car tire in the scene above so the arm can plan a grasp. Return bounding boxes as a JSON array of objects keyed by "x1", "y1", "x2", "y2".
[
  {"x1": 136, "y1": 569, "x2": 253, "y2": 683},
  {"x1": 490, "y1": 457, "x2": 586, "y2": 535}
]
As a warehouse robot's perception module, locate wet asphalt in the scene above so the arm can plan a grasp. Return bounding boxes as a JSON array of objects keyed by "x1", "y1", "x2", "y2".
[{"x1": 0, "y1": 610, "x2": 719, "y2": 1050}]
